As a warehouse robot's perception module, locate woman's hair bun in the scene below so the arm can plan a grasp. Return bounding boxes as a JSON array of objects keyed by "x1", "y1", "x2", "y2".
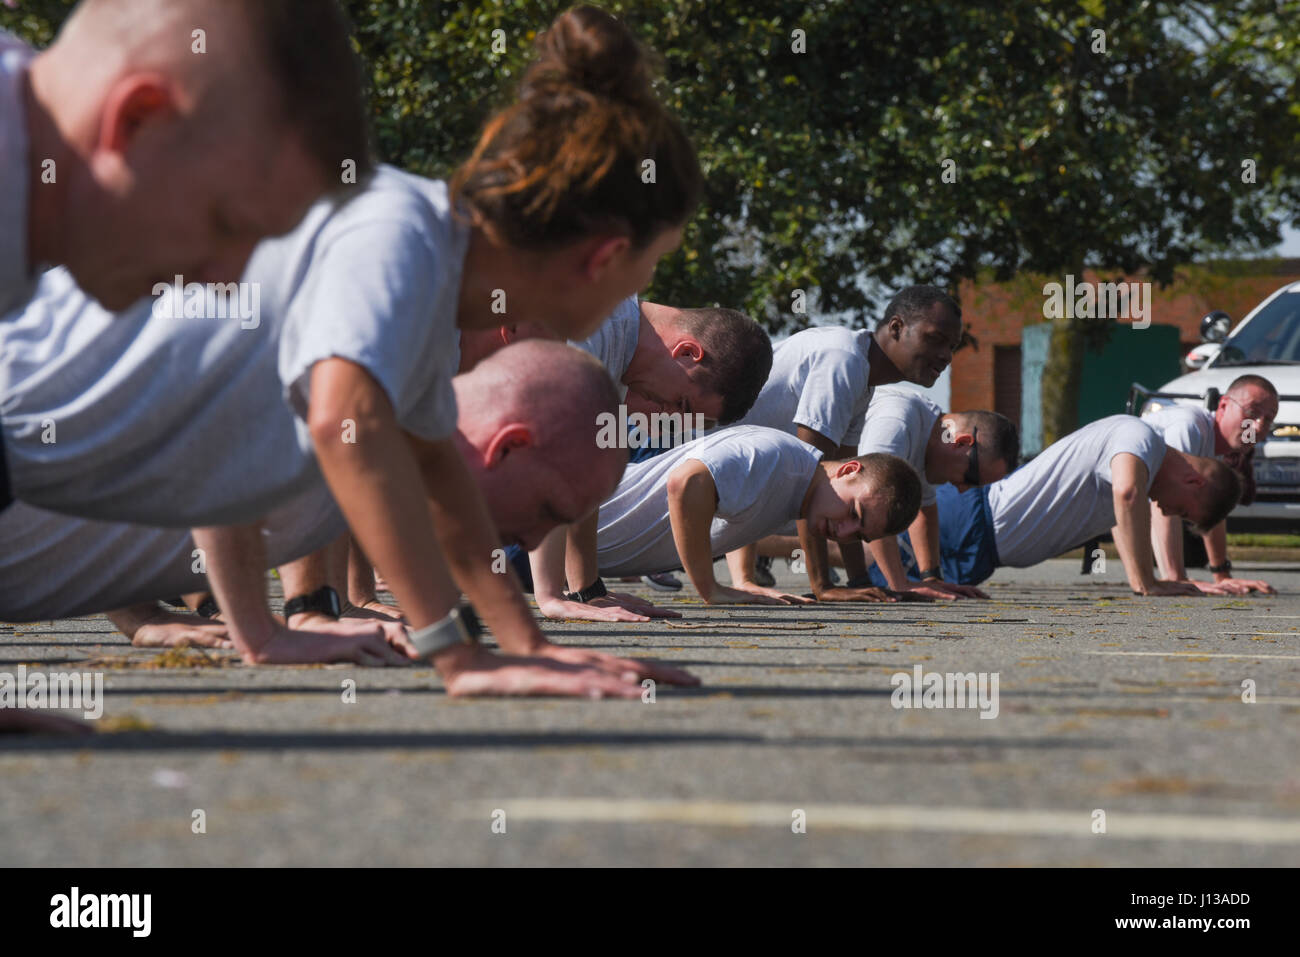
[{"x1": 524, "y1": 5, "x2": 653, "y2": 105}]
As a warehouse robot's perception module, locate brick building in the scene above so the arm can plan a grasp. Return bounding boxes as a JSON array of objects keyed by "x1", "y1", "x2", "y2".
[{"x1": 951, "y1": 259, "x2": 1300, "y2": 430}]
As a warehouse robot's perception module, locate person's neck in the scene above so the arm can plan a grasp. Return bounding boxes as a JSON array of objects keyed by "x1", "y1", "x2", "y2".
[
  {"x1": 620, "y1": 304, "x2": 660, "y2": 386},
  {"x1": 1212, "y1": 412, "x2": 1231, "y2": 456},
  {"x1": 22, "y1": 57, "x2": 70, "y2": 272},
  {"x1": 799, "y1": 463, "x2": 834, "y2": 520},
  {"x1": 1150, "y1": 450, "x2": 1182, "y2": 497},
  {"x1": 866, "y1": 335, "x2": 903, "y2": 387},
  {"x1": 457, "y1": 227, "x2": 538, "y2": 332},
  {"x1": 923, "y1": 418, "x2": 948, "y2": 483}
]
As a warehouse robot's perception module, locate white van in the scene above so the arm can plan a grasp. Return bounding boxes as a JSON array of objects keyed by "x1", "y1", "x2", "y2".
[{"x1": 1132, "y1": 280, "x2": 1300, "y2": 533}]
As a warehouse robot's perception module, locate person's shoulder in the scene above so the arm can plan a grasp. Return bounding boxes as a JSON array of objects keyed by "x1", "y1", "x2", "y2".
[
  {"x1": 704, "y1": 425, "x2": 796, "y2": 453},
  {"x1": 871, "y1": 384, "x2": 937, "y2": 414},
  {"x1": 1104, "y1": 414, "x2": 1163, "y2": 450},
  {"x1": 0, "y1": 31, "x2": 34, "y2": 61},
  {"x1": 316, "y1": 166, "x2": 448, "y2": 241},
  {"x1": 789, "y1": 324, "x2": 861, "y2": 351}
]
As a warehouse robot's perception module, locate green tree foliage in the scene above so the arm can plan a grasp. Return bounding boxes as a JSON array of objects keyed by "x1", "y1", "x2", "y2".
[{"x1": 6, "y1": 0, "x2": 1298, "y2": 435}]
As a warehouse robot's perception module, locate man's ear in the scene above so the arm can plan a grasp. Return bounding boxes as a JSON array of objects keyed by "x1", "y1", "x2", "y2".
[
  {"x1": 833, "y1": 459, "x2": 863, "y2": 479},
  {"x1": 499, "y1": 325, "x2": 517, "y2": 345},
  {"x1": 582, "y1": 235, "x2": 632, "y2": 282},
  {"x1": 99, "y1": 74, "x2": 178, "y2": 153},
  {"x1": 484, "y1": 424, "x2": 533, "y2": 467},
  {"x1": 670, "y1": 338, "x2": 705, "y2": 363},
  {"x1": 951, "y1": 431, "x2": 975, "y2": 449}
]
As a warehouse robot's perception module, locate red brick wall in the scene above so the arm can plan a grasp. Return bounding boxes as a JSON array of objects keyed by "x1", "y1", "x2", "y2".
[{"x1": 951, "y1": 261, "x2": 1300, "y2": 414}]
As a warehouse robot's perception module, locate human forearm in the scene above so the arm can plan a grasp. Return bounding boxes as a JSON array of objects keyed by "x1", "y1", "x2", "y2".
[
  {"x1": 1204, "y1": 523, "x2": 1229, "y2": 577},
  {"x1": 667, "y1": 465, "x2": 722, "y2": 600},
  {"x1": 418, "y1": 437, "x2": 546, "y2": 654},
  {"x1": 1149, "y1": 501, "x2": 1186, "y2": 581},
  {"x1": 868, "y1": 536, "x2": 910, "y2": 590},
  {"x1": 1111, "y1": 485, "x2": 1157, "y2": 592},
  {"x1": 310, "y1": 361, "x2": 460, "y2": 633},
  {"x1": 564, "y1": 511, "x2": 602, "y2": 592},
  {"x1": 913, "y1": 506, "x2": 940, "y2": 574},
  {"x1": 190, "y1": 524, "x2": 278, "y2": 657}
]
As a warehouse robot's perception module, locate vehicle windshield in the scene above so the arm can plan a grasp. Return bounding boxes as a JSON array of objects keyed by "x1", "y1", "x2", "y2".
[{"x1": 1214, "y1": 291, "x2": 1300, "y2": 366}]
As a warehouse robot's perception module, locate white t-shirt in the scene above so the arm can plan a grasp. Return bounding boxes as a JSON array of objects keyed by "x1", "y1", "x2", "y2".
[
  {"x1": 0, "y1": 32, "x2": 35, "y2": 316},
  {"x1": 596, "y1": 425, "x2": 822, "y2": 576},
  {"x1": 0, "y1": 484, "x2": 344, "y2": 622},
  {"x1": 988, "y1": 415, "x2": 1166, "y2": 567},
  {"x1": 0, "y1": 165, "x2": 468, "y2": 527},
  {"x1": 859, "y1": 385, "x2": 942, "y2": 507},
  {"x1": 1141, "y1": 404, "x2": 1216, "y2": 459},
  {"x1": 735, "y1": 326, "x2": 874, "y2": 447},
  {"x1": 572, "y1": 295, "x2": 640, "y2": 395}
]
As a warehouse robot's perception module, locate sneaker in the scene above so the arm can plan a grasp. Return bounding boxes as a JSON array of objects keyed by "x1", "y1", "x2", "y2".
[
  {"x1": 641, "y1": 572, "x2": 683, "y2": 591},
  {"x1": 753, "y1": 555, "x2": 776, "y2": 588}
]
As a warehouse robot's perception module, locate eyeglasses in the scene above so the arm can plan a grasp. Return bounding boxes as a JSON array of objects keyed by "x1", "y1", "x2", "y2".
[
  {"x1": 963, "y1": 426, "x2": 981, "y2": 486},
  {"x1": 1224, "y1": 394, "x2": 1273, "y2": 424}
]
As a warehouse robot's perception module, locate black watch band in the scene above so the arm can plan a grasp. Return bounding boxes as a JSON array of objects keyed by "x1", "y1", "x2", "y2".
[
  {"x1": 920, "y1": 567, "x2": 943, "y2": 581},
  {"x1": 563, "y1": 577, "x2": 608, "y2": 604},
  {"x1": 1208, "y1": 561, "x2": 1232, "y2": 575},
  {"x1": 283, "y1": 585, "x2": 341, "y2": 620},
  {"x1": 196, "y1": 596, "x2": 220, "y2": 619}
]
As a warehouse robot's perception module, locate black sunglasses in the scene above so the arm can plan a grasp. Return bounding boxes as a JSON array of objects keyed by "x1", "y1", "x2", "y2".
[{"x1": 963, "y1": 426, "x2": 981, "y2": 486}]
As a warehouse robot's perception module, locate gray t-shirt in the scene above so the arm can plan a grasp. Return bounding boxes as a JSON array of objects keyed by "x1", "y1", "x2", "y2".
[
  {"x1": 572, "y1": 295, "x2": 640, "y2": 395},
  {"x1": 1141, "y1": 404, "x2": 1216, "y2": 459},
  {"x1": 596, "y1": 425, "x2": 822, "y2": 576},
  {"x1": 0, "y1": 32, "x2": 35, "y2": 316},
  {"x1": 988, "y1": 415, "x2": 1167, "y2": 567},
  {"x1": 0, "y1": 165, "x2": 468, "y2": 527},
  {"x1": 0, "y1": 484, "x2": 344, "y2": 622},
  {"x1": 735, "y1": 325, "x2": 874, "y2": 447},
  {"x1": 859, "y1": 385, "x2": 942, "y2": 507}
]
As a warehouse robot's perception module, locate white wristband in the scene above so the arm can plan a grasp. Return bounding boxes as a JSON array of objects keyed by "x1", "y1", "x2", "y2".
[{"x1": 406, "y1": 607, "x2": 476, "y2": 658}]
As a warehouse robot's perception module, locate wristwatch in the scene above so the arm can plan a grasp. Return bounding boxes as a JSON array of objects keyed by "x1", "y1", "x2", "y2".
[
  {"x1": 563, "y1": 576, "x2": 608, "y2": 604},
  {"x1": 1208, "y1": 560, "x2": 1233, "y2": 576},
  {"x1": 196, "y1": 595, "x2": 220, "y2": 619},
  {"x1": 920, "y1": 567, "x2": 943, "y2": 582},
  {"x1": 283, "y1": 585, "x2": 341, "y2": 620},
  {"x1": 407, "y1": 605, "x2": 481, "y2": 658}
]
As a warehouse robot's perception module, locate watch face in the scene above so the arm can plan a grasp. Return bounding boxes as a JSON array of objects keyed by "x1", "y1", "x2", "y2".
[{"x1": 326, "y1": 587, "x2": 341, "y2": 618}]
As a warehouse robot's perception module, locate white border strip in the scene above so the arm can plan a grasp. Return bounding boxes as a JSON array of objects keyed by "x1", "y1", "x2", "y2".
[{"x1": 460, "y1": 799, "x2": 1300, "y2": 844}]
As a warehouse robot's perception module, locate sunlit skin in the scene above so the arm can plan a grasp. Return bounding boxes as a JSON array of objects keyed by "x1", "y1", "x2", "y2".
[
  {"x1": 22, "y1": 4, "x2": 332, "y2": 310},
  {"x1": 1157, "y1": 383, "x2": 1278, "y2": 595},
  {"x1": 1148, "y1": 449, "x2": 1228, "y2": 531},
  {"x1": 621, "y1": 302, "x2": 726, "y2": 426},
  {"x1": 456, "y1": 224, "x2": 685, "y2": 343},
  {"x1": 871, "y1": 303, "x2": 965, "y2": 388},
  {"x1": 927, "y1": 419, "x2": 1012, "y2": 491},
  {"x1": 1214, "y1": 385, "x2": 1278, "y2": 454},
  {"x1": 800, "y1": 461, "x2": 895, "y2": 545},
  {"x1": 452, "y1": 426, "x2": 624, "y2": 554}
]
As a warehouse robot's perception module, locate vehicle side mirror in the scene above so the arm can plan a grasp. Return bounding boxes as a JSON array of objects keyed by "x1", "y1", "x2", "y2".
[{"x1": 1200, "y1": 310, "x2": 1232, "y2": 343}]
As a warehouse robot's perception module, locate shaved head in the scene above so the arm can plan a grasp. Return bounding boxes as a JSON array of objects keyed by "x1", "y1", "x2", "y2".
[
  {"x1": 26, "y1": 0, "x2": 371, "y2": 308},
  {"x1": 453, "y1": 340, "x2": 628, "y2": 549}
]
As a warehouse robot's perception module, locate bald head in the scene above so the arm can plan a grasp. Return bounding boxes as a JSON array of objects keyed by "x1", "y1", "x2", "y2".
[
  {"x1": 26, "y1": 0, "x2": 371, "y2": 308},
  {"x1": 1216, "y1": 374, "x2": 1279, "y2": 452},
  {"x1": 452, "y1": 340, "x2": 628, "y2": 550}
]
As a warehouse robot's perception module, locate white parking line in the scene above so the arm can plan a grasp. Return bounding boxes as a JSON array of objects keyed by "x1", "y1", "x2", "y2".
[
  {"x1": 1085, "y1": 650, "x2": 1300, "y2": 660},
  {"x1": 461, "y1": 799, "x2": 1300, "y2": 845}
]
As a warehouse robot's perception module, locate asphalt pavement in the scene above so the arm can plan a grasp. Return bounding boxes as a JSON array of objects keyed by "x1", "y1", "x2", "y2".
[{"x1": 2, "y1": 559, "x2": 1298, "y2": 866}]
